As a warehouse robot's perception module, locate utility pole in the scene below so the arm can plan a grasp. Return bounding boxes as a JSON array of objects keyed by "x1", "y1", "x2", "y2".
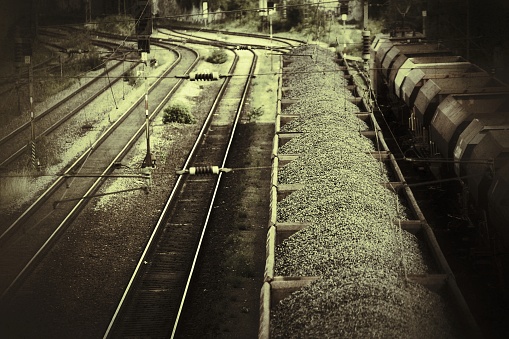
[
  {"x1": 422, "y1": 8, "x2": 427, "y2": 37},
  {"x1": 202, "y1": 1, "x2": 209, "y2": 27},
  {"x1": 17, "y1": 25, "x2": 38, "y2": 169},
  {"x1": 269, "y1": 9, "x2": 273, "y2": 71},
  {"x1": 363, "y1": 0, "x2": 368, "y2": 30},
  {"x1": 135, "y1": 1, "x2": 155, "y2": 170},
  {"x1": 28, "y1": 56, "x2": 39, "y2": 170},
  {"x1": 141, "y1": 52, "x2": 154, "y2": 169},
  {"x1": 259, "y1": 0, "x2": 267, "y2": 32},
  {"x1": 339, "y1": 0, "x2": 348, "y2": 53},
  {"x1": 85, "y1": 0, "x2": 92, "y2": 23},
  {"x1": 466, "y1": 0, "x2": 470, "y2": 60}
]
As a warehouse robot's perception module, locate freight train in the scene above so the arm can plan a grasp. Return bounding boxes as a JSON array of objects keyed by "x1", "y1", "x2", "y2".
[{"x1": 371, "y1": 33, "x2": 509, "y2": 287}]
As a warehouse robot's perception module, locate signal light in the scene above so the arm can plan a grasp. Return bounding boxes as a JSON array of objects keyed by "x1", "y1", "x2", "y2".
[
  {"x1": 134, "y1": 1, "x2": 152, "y2": 36},
  {"x1": 138, "y1": 38, "x2": 150, "y2": 53},
  {"x1": 15, "y1": 38, "x2": 32, "y2": 63},
  {"x1": 189, "y1": 71, "x2": 220, "y2": 81},
  {"x1": 339, "y1": 2, "x2": 348, "y2": 16}
]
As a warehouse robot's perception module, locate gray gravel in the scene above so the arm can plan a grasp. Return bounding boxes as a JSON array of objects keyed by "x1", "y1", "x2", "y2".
[
  {"x1": 271, "y1": 267, "x2": 459, "y2": 338},
  {"x1": 270, "y1": 44, "x2": 457, "y2": 338}
]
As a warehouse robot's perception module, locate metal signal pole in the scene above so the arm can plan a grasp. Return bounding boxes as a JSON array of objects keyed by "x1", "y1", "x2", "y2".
[
  {"x1": 141, "y1": 52, "x2": 154, "y2": 170},
  {"x1": 270, "y1": 10, "x2": 273, "y2": 71},
  {"x1": 85, "y1": 0, "x2": 92, "y2": 23},
  {"x1": 28, "y1": 56, "x2": 39, "y2": 170}
]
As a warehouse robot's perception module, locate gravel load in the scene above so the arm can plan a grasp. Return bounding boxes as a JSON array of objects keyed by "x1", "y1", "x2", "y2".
[
  {"x1": 277, "y1": 179, "x2": 405, "y2": 223},
  {"x1": 283, "y1": 46, "x2": 353, "y2": 100},
  {"x1": 269, "y1": 45, "x2": 457, "y2": 338},
  {"x1": 281, "y1": 108, "x2": 369, "y2": 133},
  {"x1": 275, "y1": 215, "x2": 430, "y2": 277},
  {"x1": 270, "y1": 268, "x2": 459, "y2": 339},
  {"x1": 285, "y1": 85, "x2": 354, "y2": 101},
  {"x1": 279, "y1": 127, "x2": 375, "y2": 155},
  {"x1": 278, "y1": 149, "x2": 388, "y2": 184},
  {"x1": 281, "y1": 95, "x2": 359, "y2": 118}
]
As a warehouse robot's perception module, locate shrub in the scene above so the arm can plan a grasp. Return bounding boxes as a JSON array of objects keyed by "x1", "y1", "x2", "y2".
[
  {"x1": 206, "y1": 49, "x2": 228, "y2": 64},
  {"x1": 82, "y1": 51, "x2": 104, "y2": 71},
  {"x1": 123, "y1": 69, "x2": 138, "y2": 86},
  {"x1": 286, "y1": 6, "x2": 305, "y2": 30},
  {"x1": 247, "y1": 106, "x2": 264, "y2": 122},
  {"x1": 96, "y1": 15, "x2": 134, "y2": 35},
  {"x1": 162, "y1": 102, "x2": 195, "y2": 124}
]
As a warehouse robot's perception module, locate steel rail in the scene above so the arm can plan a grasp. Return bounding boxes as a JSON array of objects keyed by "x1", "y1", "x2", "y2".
[
  {"x1": 0, "y1": 41, "x2": 139, "y2": 167},
  {"x1": 0, "y1": 41, "x2": 191, "y2": 250},
  {"x1": 103, "y1": 46, "x2": 257, "y2": 338},
  {"x1": 164, "y1": 24, "x2": 307, "y2": 46},
  {"x1": 102, "y1": 47, "x2": 237, "y2": 338},
  {"x1": 0, "y1": 61, "x2": 138, "y2": 167},
  {"x1": 160, "y1": 27, "x2": 299, "y2": 51},
  {"x1": 172, "y1": 47, "x2": 258, "y2": 339},
  {"x1": 0, "y1": 43, "x2": 199, "y2": 301}
]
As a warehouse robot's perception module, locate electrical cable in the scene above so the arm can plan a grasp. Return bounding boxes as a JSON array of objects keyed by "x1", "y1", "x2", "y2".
[{"x1": 5, "y1": 61, "x2": 506, "y2": 82}]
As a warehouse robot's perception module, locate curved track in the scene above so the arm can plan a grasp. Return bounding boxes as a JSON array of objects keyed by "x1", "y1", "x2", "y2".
[
  {"x1": 104, "y1": 46, "x2": 257, "y2": 339},
  {"x1": 0, "y1": 38, "x2": 139, "y2": 168},
  {"x1": 0, "y1": 41, "x2": 199, "y2": 303},
  {"x1": 0, "y1": 26, "x2": 294, "y2": 338},
  {"x1": 159, "y1": 26, "x2": 302, "y2": 53},
  {"x1": 162, "y1": 25, "x2": 306, "y2": 48}
]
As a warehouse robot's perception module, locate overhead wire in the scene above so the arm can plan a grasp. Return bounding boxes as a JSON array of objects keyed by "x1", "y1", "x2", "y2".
[
  {"x1": 0, "y1": 15, "x2": 504, "y2": 81},
  {"x1": 5, "y1": 63, "x2": 505, "y2": 82}
]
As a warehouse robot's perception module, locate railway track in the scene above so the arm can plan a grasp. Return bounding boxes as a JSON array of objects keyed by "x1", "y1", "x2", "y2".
[
  {"x1": 159, "y1": 26, "x2": 302, "y2": 52},
  {"x1": 0, "y1": 38, "x2": 139, "y2": 169},
  {"x1": 0, "y1": 17, "x2": 499, "y2": 337},
  {"x1": 0, "y1": 41, "x2": 199, "y2": 304},
  {"x1": 103, "y1": 46, "x2": 257, "y2": 339},
  {"x1": 0, "y1": 30, "x2": 71, "y2": 100},
  {"x1": 1, "y1": 26, "x2": 293, "y2": 337},
  {"x1": 0, "y1": 57, "x2": 57, "y2": 98}
]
